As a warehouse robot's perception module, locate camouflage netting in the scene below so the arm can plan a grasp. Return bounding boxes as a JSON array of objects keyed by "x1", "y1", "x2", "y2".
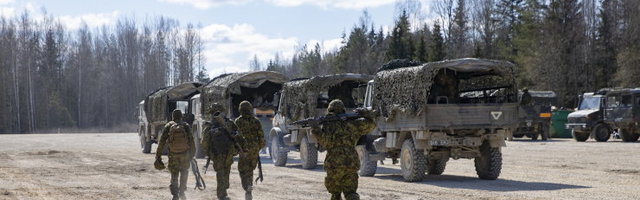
[
  {"x1": 201, "y1": 71, "x2": 288, "y2": 118},
  {"x1": 144, "y1": 82, "x2": 203, "y2": 123},
  {"x1": 280, "y1": 73, "x2": 373, "y2": 121},
  {"x1": 373, "y1": 58, "x2": 516, "y2": 119}
]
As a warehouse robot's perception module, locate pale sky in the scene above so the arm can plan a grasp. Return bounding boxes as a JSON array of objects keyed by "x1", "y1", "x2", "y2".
[{"x1": 0, "y1": 0, "x2": 435, "y2": 77}]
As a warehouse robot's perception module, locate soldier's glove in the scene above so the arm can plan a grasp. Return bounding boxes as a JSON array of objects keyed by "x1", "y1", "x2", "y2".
[{"x1": 154, "y1": 158, "x2": 166, "y2": 170}]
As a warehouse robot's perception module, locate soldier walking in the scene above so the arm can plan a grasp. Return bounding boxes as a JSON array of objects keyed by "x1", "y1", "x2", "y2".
[
  {"x1": 201, "y1": 103, "x2": 240, "y2": 200},
  {"x1": 310, "y1": 99, "x2": 376, "y2": 200},
  {"x1": 155, "y1": 109, "x2": 196, "y2": 200},
  {"x1": 234, "y1": 101, "x2": 266, "y2": 200}
]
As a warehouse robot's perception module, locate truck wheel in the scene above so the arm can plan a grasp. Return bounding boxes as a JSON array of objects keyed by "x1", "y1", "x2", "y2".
[
  {"x1": 300, "y1": 135, "x2": 318, "y2": 169},
  {"x1": 270, "y1": 135, "x2": 288, "y2": 166},
  {"x1": 194, "y1": 136, "x2": 205, "y2": 158},
  {"x1": 540, "y1": 123, "x2": 549, "y2": 141},
  {"x1": 474, "y1": 142, "x2": 502, "y2": 180},
  {"x1": 593, "y1": 124, "x2": 611, "y2": 142},
  {"x1": 400, "y1": 138, "x2": 426, "y2": 182},
  {"x1": 572, "y1": 130, "x2": 589, "y2": 142},
  {"x1": 142, "y1": 141, "x2": 152, "y2": 153},
  {"x1": 427, "y1": 158, "x2": 448, "y2": 175},
  {"x1": 356, "y1": 145, "x2": 377, "y2": 176},
  {"x1": 619, "y1": 128, "x2": 640, "y2": 142}
]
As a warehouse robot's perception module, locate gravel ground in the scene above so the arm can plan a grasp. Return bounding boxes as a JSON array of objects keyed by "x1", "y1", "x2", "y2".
[{"x1": 0, "y1": 133, "x2": 639, "y2": 200}]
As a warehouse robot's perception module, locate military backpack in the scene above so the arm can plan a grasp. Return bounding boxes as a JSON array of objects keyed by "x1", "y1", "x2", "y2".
[
  {"x1": 168, "y1": 122, "x2": 190, "y2": 153},
  {"x1": 208, "y1": 120, "x2": 233, "y2": 155}
]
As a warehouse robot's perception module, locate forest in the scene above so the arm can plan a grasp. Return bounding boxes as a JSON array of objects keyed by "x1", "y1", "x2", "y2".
[{"x1": 1, "y1": 0, "x2": 638, "y2": 133}]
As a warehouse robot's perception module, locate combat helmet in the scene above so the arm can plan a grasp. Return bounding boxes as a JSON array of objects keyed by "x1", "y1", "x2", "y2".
[
  {"x1": 239, "y1": 101, "x2": 253, "y2": 116},
  {"x1": 171, "y1": 109, "x2": 183, "y2": 121},
  {"x1": 328, "y1": 99, "x2": 346, "y2": 114}
]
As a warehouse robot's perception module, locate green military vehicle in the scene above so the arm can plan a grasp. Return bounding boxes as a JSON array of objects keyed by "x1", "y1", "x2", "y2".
[
  {"x1": 191, "y1": 71, "x2": 288, "y2": 158},
  {"x1": 566, "y1": 90, "x2": 613, "y2": 142},
  {"x1": 138, "y1": 82, "x2": 203, "y2": 153},
  {"x1": 603, "y1": 88, "x2": 640, "y2": 142},
  {"x1": 361, "y1": 58, "x2": 519, "y2": 181},
  {"x1": 269, "y1": 73, "x2": 373, "y2": 169},
  {"x1": 512, "y1": 90, "x2": 556, "y2": 141}
]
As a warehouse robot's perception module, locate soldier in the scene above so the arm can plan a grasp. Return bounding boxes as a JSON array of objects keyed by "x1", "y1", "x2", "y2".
[
  {"x1": 155, "y1": 109, "x2": 196, "y2": 200},
  {"x1": 234, "y1": 101, "x2": 266, "y2": 200},
  {"x1": 201, "y1": 103, "x2": 240, "y2": 200},
  {"x1": 310, "y1": 99, "x2": 376, "y2": 200}
]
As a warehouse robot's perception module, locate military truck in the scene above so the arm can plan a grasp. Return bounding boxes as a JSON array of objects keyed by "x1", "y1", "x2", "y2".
[
  {"x1": 602, "y1": 88, "x2": 640, "y2": 142},
  {"x1": 138, "y1": 82, "x2": 203, "y2": 153},
  {"x1": 269, "y1": 73, "x2": 373, "y2": 169},
  {"x1": 512, "y1": 90, "x2": 556, "y2": 141},
  {"x1": 566, "y1": 90, "x2": 613, "y2": 142},
  {"x1": 191, "y1": 71, "x2": 287, "y2": 158},
  {"x1": 361, "y1": 58, "x2": 519, "y2": 181}
]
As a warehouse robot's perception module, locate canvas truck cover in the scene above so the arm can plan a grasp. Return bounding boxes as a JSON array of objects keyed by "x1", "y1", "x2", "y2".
[
  {"x1": 144, "y1": 82, "x2": 203, "y2": 122},
  {"x1": 200, "y1": 71, "x2": 288, "y2": 116},
  {"x1": 280, "y1": 73, "x2": 374, "y2": 121},
  {"x1": 373, "y1": 58, "x2": 516, "y2": 118}
]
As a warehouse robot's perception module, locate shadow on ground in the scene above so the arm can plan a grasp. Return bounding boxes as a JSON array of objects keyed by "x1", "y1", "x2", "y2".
[{"x1": 373, "y1": 173, "x2": 589, "y2": 192}]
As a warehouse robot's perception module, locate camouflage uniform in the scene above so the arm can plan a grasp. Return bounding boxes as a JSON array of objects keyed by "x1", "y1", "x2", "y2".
[
  {"x1": 311, "y1": 100, "x2": 376, "y2": 200},
  {"x1": 155, "y1": 110, "x2": 196, "y2": 200},
  {"x1": 234, "y1": 101, "x2": 266, "y2": 200},
  {"x1": 201, "y1": 103, "x2": 240, "y2": 200}
]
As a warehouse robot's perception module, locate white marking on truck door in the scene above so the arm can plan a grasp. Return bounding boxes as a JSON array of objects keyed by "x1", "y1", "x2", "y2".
[{"x1": 491, "y1": 111, "x2": 503, "y2": 120}]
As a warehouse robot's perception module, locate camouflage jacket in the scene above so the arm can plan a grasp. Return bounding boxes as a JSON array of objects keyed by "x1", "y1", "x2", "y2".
[
  {"x1": 312, "y1": 114, "x2": 376, "y2": 170},
  {"x1": 235, "y1": 115, "x2": 266, "y2": 153}
]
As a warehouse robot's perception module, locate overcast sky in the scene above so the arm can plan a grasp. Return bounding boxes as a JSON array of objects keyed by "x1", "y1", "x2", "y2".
[{"x1": 0, "y1": 0, "x2": 435, "y2": 77}]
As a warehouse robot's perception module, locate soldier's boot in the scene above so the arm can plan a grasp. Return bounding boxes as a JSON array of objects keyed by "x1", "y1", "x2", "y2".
[
  {"x1": 245, "y1": 185, "x2": 253, "y2": 200},
  {"x1": 170, "y1": 184, "x2": 179, "y2": 200},
  {"x1": 179, "y1": 192, "x2": 187, "y2": 200},
  {"x1": 345, "y1": 192, "x2": 360, "y2": 200},
  {"x1": 330, "y1": 193, "x2": 342, "y2": 200}
]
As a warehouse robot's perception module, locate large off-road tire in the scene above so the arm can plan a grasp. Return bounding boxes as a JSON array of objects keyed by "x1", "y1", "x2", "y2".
[
  {"x1": 400, "y1": 138, "x2": 426, "y2": 182},
  {"x1": 300, "y1": 135, "x2": 318, "y2": 169},
  {"x1": 540, "y1": 123, "x2": 549, "y2": 141},
  {"x1": 572, "y1": 129, "x2": 589, "y2": 142},
  {"x1": 356, "y1": 145, "x2": 377, "y2": 176},
  {"x1": 270, "y1": 134, "x2": 288, "y2": 166},
  {"x1": 593, "y1": 124, "x2": 611, "y2": 142},
  {"x1": 142, "y1": 140, "x2": 152, "y2": 153},
  {"x1": 474, "y1": 142, "x2": 502, "y2": 180},
  {"x1": 619, "y1": 128, "x2": 640, "y2": 142},
  {"x1": 427, "y1": 158, "x2": 448, "y2": 175},
  {"x1": 140, "y1": 128, "x2": 152, "y2": 153}
]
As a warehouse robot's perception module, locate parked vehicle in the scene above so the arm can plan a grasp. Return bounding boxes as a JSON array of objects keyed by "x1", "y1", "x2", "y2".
[
  {"x1": 512, "y1": 90, "x2": 556, "y2": 140},
  {"x1": 269, "y1": 73, "x2": 373, "y2": 169},
  {"x1": 566, "y1": 90, "x2": 613, "y2": 142},
  {"x1": 192, "y1": 71, "x2": 288, "y2": 158},
  {"x1": 138, "y1": 82, "x2": 203, "y2": 153},
  {"x1": 361, "y1": 58, "x2": 519, "y2": 181},
  {"x1": 603, "y1": 88, "x2": 640, "y2": 142}
]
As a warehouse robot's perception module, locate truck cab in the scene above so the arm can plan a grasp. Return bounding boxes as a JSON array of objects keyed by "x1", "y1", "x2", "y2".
[{"x1": 566, "y1": 91, "x2": 612, "y2": 142}]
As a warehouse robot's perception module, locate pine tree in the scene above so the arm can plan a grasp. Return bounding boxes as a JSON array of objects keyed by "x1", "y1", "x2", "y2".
[{"x1": 429, "y1": 23, "x2": 445, "y2": 61}]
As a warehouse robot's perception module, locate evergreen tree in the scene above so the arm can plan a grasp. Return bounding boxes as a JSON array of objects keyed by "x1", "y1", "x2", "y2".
[
  {"x1": 386, "y1": 10, "x2": 414, "y2": 60},
  {"x1": 429, "y1": 23, "x2": 445, "y2": 61}
]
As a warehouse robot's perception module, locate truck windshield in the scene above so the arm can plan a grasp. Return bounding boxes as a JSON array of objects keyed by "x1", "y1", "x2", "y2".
[
  {"x1": 578, "y1": 96, "x2": 600, "y2": 110},
  {"x1": 176, "y1": 101, "x2": 189, "y2": 113}
]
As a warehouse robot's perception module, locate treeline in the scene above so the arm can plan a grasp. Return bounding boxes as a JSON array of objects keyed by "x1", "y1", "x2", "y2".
[
  {"x1": 265, "y1": 0, "x2": 640, "y2": 108},
  {"x1": 0, "y1": 12, "x2": 207, "y2": 133}
]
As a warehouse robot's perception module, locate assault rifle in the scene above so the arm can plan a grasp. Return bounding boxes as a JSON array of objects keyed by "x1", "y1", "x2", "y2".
[
  {"x1": 190, "y1": 158, "x2": 206, "y2": 190},
  {"x1": 255, "y1": 155, "x2": 263, "y2": 183},
  {"x1": 289, "y1": 109, "x2": 371, "y2": 127}
]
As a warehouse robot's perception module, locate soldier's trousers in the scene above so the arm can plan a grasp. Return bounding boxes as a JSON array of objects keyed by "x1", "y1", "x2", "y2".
[
  {"x1": 168, "y1": 152, "x2": 191, "y2": 197},
  {"x1": 325, "y1": 167, "x2": 359, "y2": 200},
  {"x1": 238, "y1": 150, "x2": 259, "y2": 191},
  {"x1": 212, "y1": 152, "x2": 234, "y2": 199}
]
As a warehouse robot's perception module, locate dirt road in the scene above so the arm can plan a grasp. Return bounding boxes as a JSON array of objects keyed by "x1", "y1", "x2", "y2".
[{"x1": 0, "y1": 133, "x2": 638, "y2": 200}]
